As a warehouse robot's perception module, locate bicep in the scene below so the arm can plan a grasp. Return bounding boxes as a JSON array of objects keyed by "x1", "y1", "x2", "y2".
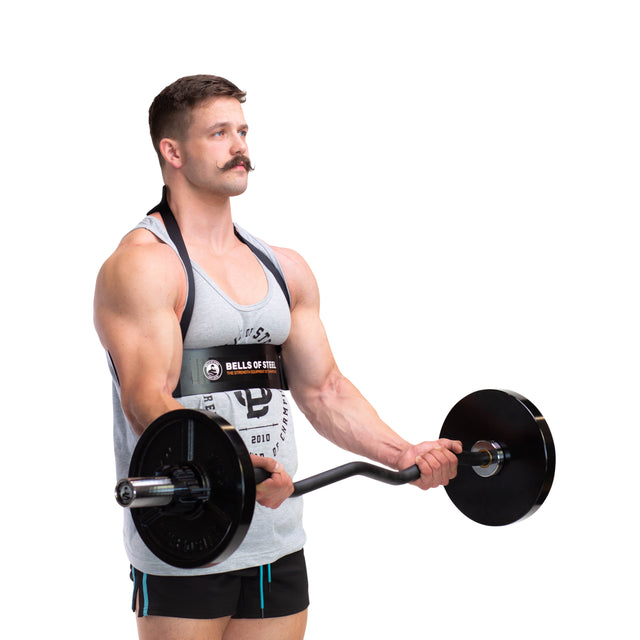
[
  {"x1": 94, "y1": 247, "x2": 184, "y2": 432},
  {"x1": 98, "y1": 303, "x2": 182, "y2": 397},
  {"x1": 282, "y1": 302, "x2": 339, "y2": 396},
  {"x1": 277, "y1": 248, "x2": 341, "y2": 403}
]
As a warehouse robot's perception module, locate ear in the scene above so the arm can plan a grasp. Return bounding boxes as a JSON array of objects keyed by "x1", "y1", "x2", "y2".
[{"x1": 159, "y1": 138, "x2": 184, "y2": 168}]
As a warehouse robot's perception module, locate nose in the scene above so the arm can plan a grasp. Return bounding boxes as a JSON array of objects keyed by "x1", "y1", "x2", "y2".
[{"x1": 231, "y1": 131, "x2": 248, "y2": 156}]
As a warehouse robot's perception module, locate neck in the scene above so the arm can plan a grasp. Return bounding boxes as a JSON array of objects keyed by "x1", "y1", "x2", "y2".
[{"x1": 164, "y1": 182, "x2": 236, "y2": 253}]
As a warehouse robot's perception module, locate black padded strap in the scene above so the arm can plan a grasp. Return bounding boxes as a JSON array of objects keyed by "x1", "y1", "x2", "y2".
[
  {"x1": 147, "y1": 187, "x2": 195, "y2": 342},
  {"x1": 147, "y1": 186, "x2": 291, "y2": 343},
  {"x1": 234, "y1": 228, "x2": 291, "y2": 308}
]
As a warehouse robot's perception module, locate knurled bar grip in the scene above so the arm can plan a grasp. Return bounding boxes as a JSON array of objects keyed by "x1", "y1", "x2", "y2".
[{"x1": 116, "y1": 450, "x2": 492, "y2": 508}]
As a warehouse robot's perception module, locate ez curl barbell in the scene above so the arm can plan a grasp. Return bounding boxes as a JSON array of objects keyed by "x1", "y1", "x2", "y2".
[{"x1": 115, "y1": 389, "x2": 555, "y2": 568}]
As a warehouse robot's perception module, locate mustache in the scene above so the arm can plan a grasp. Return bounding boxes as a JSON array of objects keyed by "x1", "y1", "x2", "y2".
[{"x1": 218, "y1": 155, "x2": 255, "y2": 172}]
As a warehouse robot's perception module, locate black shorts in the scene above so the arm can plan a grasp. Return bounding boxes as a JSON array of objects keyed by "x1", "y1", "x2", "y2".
[{"x1": 130, "y1": 550, "x2": 309, "y2": 620}]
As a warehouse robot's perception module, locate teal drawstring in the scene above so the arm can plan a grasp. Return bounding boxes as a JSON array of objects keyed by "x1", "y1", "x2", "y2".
[
  {"x1": 142, "y1": 572, "x2": 149, "y2": 616},
  {"x1": 259, "y1": 566, "x2": 264, "y2": 616},
  {"x1": 259, "y1": 563, "x2": 272, "y2": 618}
]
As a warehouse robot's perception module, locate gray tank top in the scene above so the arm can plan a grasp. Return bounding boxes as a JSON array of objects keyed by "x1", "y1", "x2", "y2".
[{"x1": 110, "y1": 216, "x2": 305, "y2": 576}]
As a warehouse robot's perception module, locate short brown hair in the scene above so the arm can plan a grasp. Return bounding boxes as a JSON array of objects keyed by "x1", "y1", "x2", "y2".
[{"x1": 149, "y1": 74, "x2": 246, "y2": 162}]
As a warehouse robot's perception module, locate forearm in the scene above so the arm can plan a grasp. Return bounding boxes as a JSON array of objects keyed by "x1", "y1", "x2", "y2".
[
  {"x1": 293, "y1": 371, "x2": 411, "y2": 470},
  {"x1": 121, "y1": 383, "x2": 183, "y2": 437},
  {"x1": 277, "y1": 248, "x2": 459, "y2": 490}
]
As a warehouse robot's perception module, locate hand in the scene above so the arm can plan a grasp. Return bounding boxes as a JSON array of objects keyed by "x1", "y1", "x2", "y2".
[
  {"x1": 396, "y1": 439, "x2": 463, "y2": 490},
  {"x1": 251, "y1": 455, "x2": 294, "y2": 509}
]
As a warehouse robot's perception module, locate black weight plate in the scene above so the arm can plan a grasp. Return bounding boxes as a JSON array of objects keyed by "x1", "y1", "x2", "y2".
[
  {"x1": 129, "y1": 409, "x2": 255, "y2": 568},
  {"x1": 439, "y1": 390, "x2": 555, "y2": 526}
]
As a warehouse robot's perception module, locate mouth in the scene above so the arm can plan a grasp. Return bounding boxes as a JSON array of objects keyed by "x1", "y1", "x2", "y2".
[{"x1": 221, "y1": 156, "x2": 254, "y2": 172}]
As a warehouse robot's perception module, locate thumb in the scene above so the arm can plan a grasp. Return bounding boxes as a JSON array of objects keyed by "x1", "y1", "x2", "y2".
[{"x1": 251, "y1": 455, "x2": 282, "y2": 473}]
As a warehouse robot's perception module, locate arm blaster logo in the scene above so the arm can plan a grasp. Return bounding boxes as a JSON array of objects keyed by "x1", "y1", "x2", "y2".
[{"x1": 203, "y1": 359, "x2": 223, "y2": 381}]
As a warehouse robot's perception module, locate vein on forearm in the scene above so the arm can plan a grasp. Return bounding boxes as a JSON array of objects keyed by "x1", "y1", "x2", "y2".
[{"x1": 293, "y1": 371, "x2": 409, "y2": 469}]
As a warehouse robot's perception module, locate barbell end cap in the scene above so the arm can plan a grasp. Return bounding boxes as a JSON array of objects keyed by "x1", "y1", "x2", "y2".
[{"x1": 115, "y1": 479, "x2": 135, "y2": 507}]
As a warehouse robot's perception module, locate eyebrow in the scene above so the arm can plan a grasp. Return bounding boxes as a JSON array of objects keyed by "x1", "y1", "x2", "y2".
[{"x1": 205, "y1": 121, "x2": 249, "y2": 133}]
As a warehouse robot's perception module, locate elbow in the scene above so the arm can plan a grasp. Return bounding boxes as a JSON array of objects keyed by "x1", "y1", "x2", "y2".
[
  {"x1": 120, "y1": 391, "x2": 151, "y2": 437},
  {"x1": 120, "y1": 384, "x2": 177, "y2": 437},
  {"x1": 294, "y1": 369, "x2": 347, "y2": 424},
  {"x1": 319, "y1": 370, "x2": 349, "y2": 400}
]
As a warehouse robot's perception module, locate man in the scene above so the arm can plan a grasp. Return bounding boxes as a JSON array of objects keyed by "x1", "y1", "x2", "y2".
[{"x1": 94, "y1": 74, "x2": 461, "y2": 640}]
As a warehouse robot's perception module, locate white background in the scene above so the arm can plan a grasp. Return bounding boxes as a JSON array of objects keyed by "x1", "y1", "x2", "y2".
[{"x1": 2, "y1": 1, "x2": 638, "y2": 638}]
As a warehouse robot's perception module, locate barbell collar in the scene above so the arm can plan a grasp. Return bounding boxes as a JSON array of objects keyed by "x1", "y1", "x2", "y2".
[
  {"x1": 469, "y1": 440, "x2": 506, "y2": 478},
  {"x1": 115, "y1": 477, "x2": 174, "y2": 508},
  {"x1": 115, "y1": 465, "x2": 211, "y2": 510}
]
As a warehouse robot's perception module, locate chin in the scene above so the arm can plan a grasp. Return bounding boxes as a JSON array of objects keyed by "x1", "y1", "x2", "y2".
[
  {"x1": 226, "y1": 182, "x2": 249, "y2": 197},
  {"x1": 225, "y1": 177, "x2": 249, "y2": 197}
]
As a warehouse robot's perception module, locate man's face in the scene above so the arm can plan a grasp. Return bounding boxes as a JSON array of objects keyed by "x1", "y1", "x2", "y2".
[{"x1": 177, "y1": 96, "x2": 252, "y2": 198}]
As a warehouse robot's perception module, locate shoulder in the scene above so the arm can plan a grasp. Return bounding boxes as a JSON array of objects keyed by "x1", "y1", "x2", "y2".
[
  {"x1": 272, "y1": 246, "x2": 311, "y2": 275},
  {"x1": 95, "y1": 227, "x2": 185, "y2": 313},
  {"x1": 272, "y1": 246, "x2": 319, "y2": 310}
]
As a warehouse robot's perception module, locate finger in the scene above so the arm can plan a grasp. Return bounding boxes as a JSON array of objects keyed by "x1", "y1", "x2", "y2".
[
  {"x1": 256, "y1": 470, "x2": 294, "y2": 509},
  {"x1": 437, "y1": 438, "x2": 464, "y2": 454},
  {"x1": 413, "y1": 456, "x2": 431, "y2": 489},
  {"x1": 430, "y1": 443, "x2": 460, "y2": 479},
  {"x1": 251, "y1": 455, "x2": 282, "y2": 474},
  {"x1": 438, "y1": 447, "x2": 459, "y2": 482},
  {"x1": 258, "y1": 464, "x2": 293, "y2": 492},
  {"x1": 415, "y1": 453, "x2": 443, "y2": 489},
  {"x1": 421, "y1": 448, "x2": 455, "y2": 487},
  {"x1": 438, "y1": 445, "x2": 460, "y2": 476},
  {"x1": 427, "y1": 448, "x2": 449, "y2": 484}
]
